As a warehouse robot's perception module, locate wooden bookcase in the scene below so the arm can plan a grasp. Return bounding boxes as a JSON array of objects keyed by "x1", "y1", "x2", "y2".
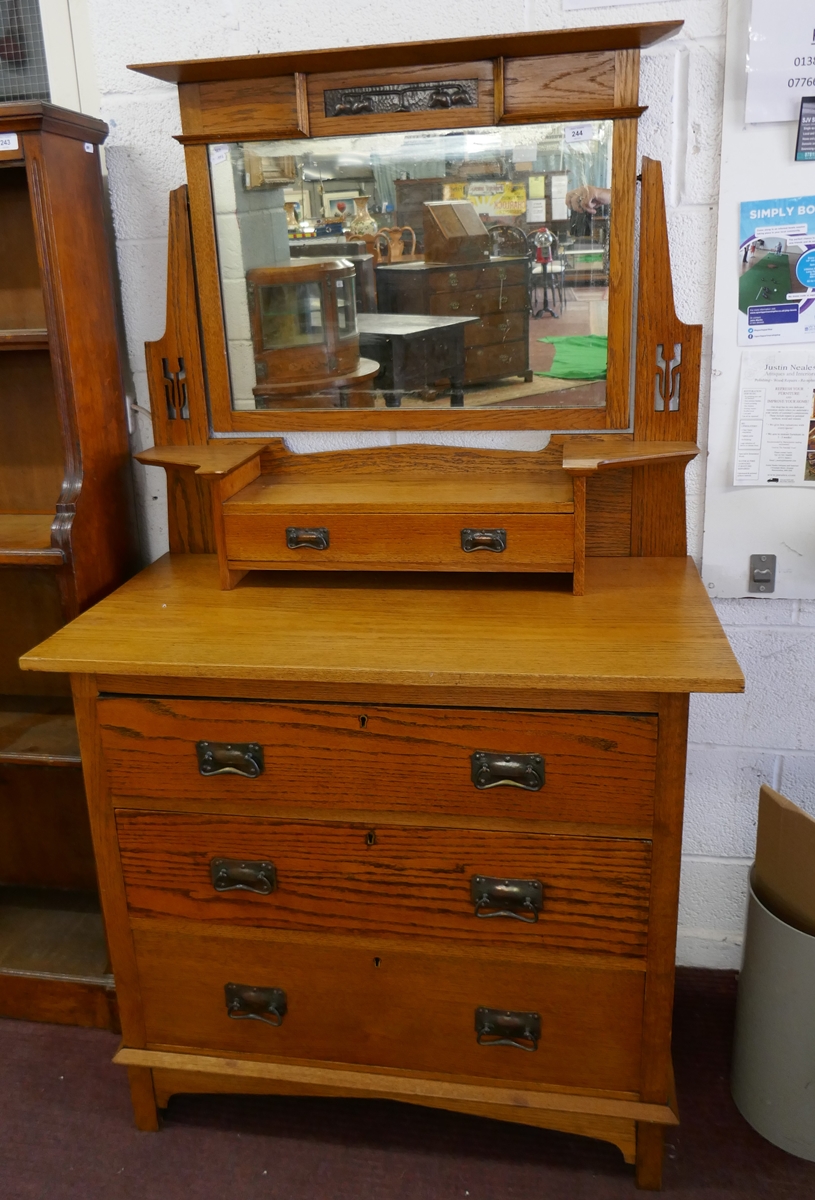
[{"x1": 0, "y1": 102, "x2": 136, "y2": 1029}]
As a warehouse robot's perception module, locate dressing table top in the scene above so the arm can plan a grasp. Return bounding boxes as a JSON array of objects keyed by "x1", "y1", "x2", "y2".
[{"x1": 21, "y1": 554, "x2": 743, "y2": 696}]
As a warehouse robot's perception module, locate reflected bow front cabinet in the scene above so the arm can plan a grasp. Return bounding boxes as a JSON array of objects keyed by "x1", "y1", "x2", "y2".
[
  {"x1": 21, "y1": 22, "x2": 745, "y2": 1194},
  {"x1": 0, "y1": 102, "x2": 137, "y2": 1031}
]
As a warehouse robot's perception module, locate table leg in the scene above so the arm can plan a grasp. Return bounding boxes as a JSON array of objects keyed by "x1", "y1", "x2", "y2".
[
  {"x1": 128, "y1": 1065, "x2": 160, "y2": 1131},
  {"x1": 450, "y1": 329, "x2": 466, "y2": 406},
  {"x1": 390, "y1": 337, "x2": 406, "y2": 407},
  {"x1": 540, "y1": 273, "x2": 557, "y2": 319},
  {"x1": 635, "y1": 1122, "x2": 664, "y2": 1190}
]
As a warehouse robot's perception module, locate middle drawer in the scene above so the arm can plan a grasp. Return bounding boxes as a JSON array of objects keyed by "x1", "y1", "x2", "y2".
[{"x1": 116, "y1": 812, "x2": 652, "y2": 959}]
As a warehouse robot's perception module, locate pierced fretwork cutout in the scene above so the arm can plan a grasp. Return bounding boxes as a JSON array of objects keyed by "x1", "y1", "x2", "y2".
[
  {"x1": 654, "y1": 342, "x2": 682, "y2": 412},
  {"x1": 162, "y1": 356, "x2": 189, "y2": 421}
]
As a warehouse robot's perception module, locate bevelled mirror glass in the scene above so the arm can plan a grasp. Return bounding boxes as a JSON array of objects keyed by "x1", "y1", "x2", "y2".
[{"x1": 208, "y1": 121, "x2": 613, "y2": 412}]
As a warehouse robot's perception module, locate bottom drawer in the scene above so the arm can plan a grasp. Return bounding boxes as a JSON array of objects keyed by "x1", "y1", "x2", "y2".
[
  {"x1": 133, "y1": 925, "x2": 644, "y2": 1092},
  {"x1": 465, "y1": 340, "x2": 528, "y2": 383}
]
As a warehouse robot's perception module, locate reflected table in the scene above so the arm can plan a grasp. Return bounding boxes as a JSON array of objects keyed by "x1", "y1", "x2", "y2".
[{"x1": 357, "y1": 313, "x2": 478, "y2": 407}]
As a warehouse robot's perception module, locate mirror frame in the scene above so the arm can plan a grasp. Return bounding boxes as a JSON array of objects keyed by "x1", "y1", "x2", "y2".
[{"x1": 131, "y1": 23, "x2": 682, "y2": 432}]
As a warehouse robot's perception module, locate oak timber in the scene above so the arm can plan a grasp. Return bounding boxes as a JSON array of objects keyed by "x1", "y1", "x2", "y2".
[
  {"x1": 20, "y1": 554, "x2": 744, "y2": 694},
  {"x1": 129, "y1": 23, "x2": 682, "y2": 84}
]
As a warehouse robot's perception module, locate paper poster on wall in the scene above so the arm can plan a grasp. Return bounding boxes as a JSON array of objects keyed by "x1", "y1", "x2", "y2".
[
  {"x1": 738, "y1": 196, "x2": 815, "y2": 345},
  {"x1": 550, "y1": 175, "x2": 569, "y2": 222},
  {"x1": 734, "y1": 350, "x2": 815, "y2": 486},
  {"x1": 466, "y1": 181, "x2": 526, "y2": 218},
  {"x1": 746, "y1": 0, "x2": 815, "y2": 124}
]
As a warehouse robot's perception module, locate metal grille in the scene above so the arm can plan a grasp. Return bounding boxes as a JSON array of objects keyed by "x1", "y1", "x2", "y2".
[{"x1": 0, "y1": 0, "x2": 50, "y2": 103}]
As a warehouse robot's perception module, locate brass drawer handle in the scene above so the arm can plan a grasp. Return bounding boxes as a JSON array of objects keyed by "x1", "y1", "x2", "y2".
[
  {"x1": 461, "y1": 528, "x2": 506, "y2": 553},
  {"x1": 475, "y1": 1006, "x2": 540, "y2": 1052},
  {"x1": 286, "y1": 526, "x2": 329, "y2": 550},
  {"x1": 471, "y1": 751, "x2": 544, "y2": 791},
  {"x1": 225, "y1": 983, "x2": 287, "y2": 1026},
  {"x1": 196, "y1": 741, "x2": 264, "y2": 778},
  {"x1": 449, "y1": 300, "x2": 461, "y2": 310},
  {"x1": 470, "y1": 875, "x2": 543, "y2": 923},
  {"x1": 211, "y1": 858, "x2": 276, "y2": 895},
  {"x1": 448, "y1": 272, "x2": 458, "y2": 288}
]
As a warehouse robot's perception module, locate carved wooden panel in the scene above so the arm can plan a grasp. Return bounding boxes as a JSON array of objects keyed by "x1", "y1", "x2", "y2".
[
  {"x1": 307, "y1": 62, "x2": 494, "y2": 137},
  {"x1": 144, "y1": 186, "x2": 208, "y2": 447}
]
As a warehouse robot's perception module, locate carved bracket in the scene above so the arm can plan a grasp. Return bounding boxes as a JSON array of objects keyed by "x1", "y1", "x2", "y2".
[
  {"x1": 144, "y1": 186, "x2": 208, "y2": 446},
  {"x1": 324, "y1": 80, "x2": 478, "y2": 117},
  {"x1": 654, "y1": 342, "x2": 682, "y2": 413},
  {"x1": 162, "y1": 355, "x2": 189, "y2": 421}
]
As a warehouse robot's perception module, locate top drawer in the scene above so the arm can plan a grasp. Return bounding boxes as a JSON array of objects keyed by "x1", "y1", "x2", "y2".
[{"x1": 98, "y1": 698, "x2": 657, "y2": 831}]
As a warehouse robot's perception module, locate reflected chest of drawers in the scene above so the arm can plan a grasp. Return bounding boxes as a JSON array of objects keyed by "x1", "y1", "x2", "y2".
[
  {"x1": 376, "y1": 258, "x2": 532, "y2": 386},
  {"x1": 21, "y1": 555, "x2": 743, "y2": 1191}
]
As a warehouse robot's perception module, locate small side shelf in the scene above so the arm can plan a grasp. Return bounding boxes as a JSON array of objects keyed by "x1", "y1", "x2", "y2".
[
  {"x1": 0, "y1": 513, "x2": 64, "y2": 567},
  {"x1": 0, "y1": 329, "x2": 49, "y2": 351},
  {"x1": 0, "y1": 709, "x2": 80, "y2": 766}
]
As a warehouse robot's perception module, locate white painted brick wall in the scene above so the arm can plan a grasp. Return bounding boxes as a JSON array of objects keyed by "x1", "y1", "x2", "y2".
[{"x1": 82, "y1": 0, "x2": 815, "y2": 966}]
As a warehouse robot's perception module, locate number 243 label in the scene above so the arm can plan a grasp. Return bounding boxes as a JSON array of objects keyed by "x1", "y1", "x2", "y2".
[{"x1": 0, "y1": 133, "x2": 19, "y2": 153}]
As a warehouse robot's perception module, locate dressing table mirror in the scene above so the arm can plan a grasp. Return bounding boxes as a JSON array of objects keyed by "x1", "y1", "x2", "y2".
[{"x1": 131, "y1": 23, "x2": 701, "y2": 593}]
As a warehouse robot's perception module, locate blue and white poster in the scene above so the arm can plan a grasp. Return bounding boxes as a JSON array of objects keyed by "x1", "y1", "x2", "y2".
[{"x1": 738, "y1": 196, "x2": 815, "y2": 346}]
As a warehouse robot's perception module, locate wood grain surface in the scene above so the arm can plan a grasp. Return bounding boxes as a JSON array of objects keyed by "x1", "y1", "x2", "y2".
[
  {"x1": 0, "y1": 513, "x2": 63, "y2": 565},
  {"x1": 0, "y1": 352, "x2": 63, "y2": 514},
  {"x1": 131, "y1": 921, "x2": 645, "y2": 1090},
  {"x1": 98, "y1": 697, "x2": 657, "y2": 829},
  {"x1": 148, "y1": 1064, "x2": 638, "y2": 1161},
  {"x1": 224, "y1": 512, "x2": 576, "y2": 573},
  {"x1": 225, "y1": 469, "x2": 574, "y2": 513},
  {"x1": 125, "y1": 1047, "x2": 676, "y2": 1126},
  {"x1": 128, "y1": 24, "x2": 683, "y2": 85},
  {"x1": 178, "y1": 76, "x2": 303, "y2": 140},
  {"x1": 563, "y1": 439, "x2": 699, "y2": 476},
  {"x1": 116, "y1": 812, "x2": 651, "y2": 957},
  {"x1": 503, "y1": 52, "x2": 615, "y2": 115},
  {"x1": 143, "y1": 186, "x2": 209, "y2": 448},
  {"x1": 22, "y1": 554, "x2": 744, "y2": 694}
]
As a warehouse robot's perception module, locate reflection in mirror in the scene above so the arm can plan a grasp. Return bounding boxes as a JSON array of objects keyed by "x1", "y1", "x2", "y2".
[{"x1": 208, "y1": 122, "x2": 613, "y2": 412}]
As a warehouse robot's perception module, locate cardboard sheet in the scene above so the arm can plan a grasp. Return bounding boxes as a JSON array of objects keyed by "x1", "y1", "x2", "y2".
[{"x1": 754, "y1": 784, "x2": 815, "y2": 935}]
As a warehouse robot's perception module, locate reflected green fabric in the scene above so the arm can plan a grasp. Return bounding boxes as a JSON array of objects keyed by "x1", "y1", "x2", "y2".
[{"x1": 536, "y1": 334, "x2": 608, "y2": 380}]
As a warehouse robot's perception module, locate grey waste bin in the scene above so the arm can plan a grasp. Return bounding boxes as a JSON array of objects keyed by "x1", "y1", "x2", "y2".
[{"x1": 731, "y1": 871, "x2": 815, "y2": 1160}]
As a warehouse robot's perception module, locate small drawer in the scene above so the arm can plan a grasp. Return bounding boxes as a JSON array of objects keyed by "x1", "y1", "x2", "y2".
[
  {"x1": 428, "y1": 262, "x2": 528, "y2": 294},
  {"x1": 133, "y1": 924, "x2": 645, "y2": 1091},
  {"x1": 430, "y1": 284, "x2": 527, "y2": 318},
  {"x1": 221, "y1": 512, "x2": 574, "y2": 573},
  {"x1": 465, "y1": 340, "x2": 528, "y2": 383},
  {"x1": 99, "y1": 699, "x2": 658, "y2": 831},
  {"x1": 117, "y1": 812, "x2": 652, "y2": 958}
]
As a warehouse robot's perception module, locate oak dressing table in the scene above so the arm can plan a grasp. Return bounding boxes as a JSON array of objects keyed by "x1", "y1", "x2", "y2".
[{"x1": 21, "y1": 21, "x2": 744, "y2": 1190}]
